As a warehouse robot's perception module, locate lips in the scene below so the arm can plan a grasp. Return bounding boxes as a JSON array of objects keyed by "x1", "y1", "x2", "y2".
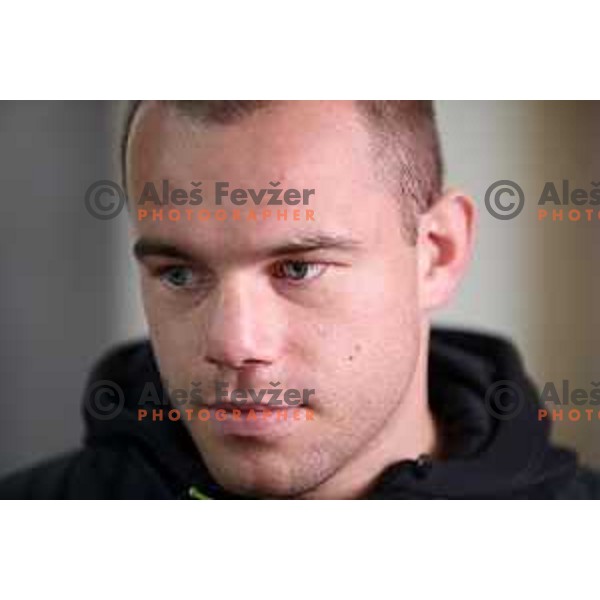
[
  {"x1": 203, "y1": 404, "x2": 314, "y2": 438},
  {"x1": 184, "y1": 379, "x2": 315, "y2": 412},
  {"x1": 200, "y1": 401, "x2": 307, "y2": 411}
]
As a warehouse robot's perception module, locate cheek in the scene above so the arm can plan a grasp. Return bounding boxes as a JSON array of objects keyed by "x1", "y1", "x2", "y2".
[
  {"x1": 141, "y1": 278, "x2": 199, "y2": 342},
  {"x1": 296, "y1": 283, "x2": 421, "y2": 416},
  {"x1": 141, "y1": 291, "x2": 209, "y2": 387}
]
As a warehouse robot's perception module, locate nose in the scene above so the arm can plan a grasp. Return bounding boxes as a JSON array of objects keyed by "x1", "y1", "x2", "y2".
[{"x1": 204, "y1": 276, "x2": 282, "y2": 371}]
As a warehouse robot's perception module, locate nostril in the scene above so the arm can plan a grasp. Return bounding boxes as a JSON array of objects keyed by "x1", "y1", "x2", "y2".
[
  {"x1": 241, "y1": 358, "x2": 270, "y2": 366},
  {"x1": 205, "y1": 354, "x2": 271, "y2": 370}
]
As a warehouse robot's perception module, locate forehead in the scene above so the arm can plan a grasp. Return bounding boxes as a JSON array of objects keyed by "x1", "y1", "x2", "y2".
[
  {"x1": 128, "y1": 101, "x2": 379, "y2": 182},
  {"x1": 126, "y1": 101, "x2": 400, "y2": 255}
]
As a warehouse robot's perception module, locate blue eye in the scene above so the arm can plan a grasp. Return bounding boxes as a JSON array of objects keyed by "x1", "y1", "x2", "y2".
[
  {"x1": 160, "y1": 266, "x2": 195, "y2": 288},
  {"x1": 272, "y1": 260, "x2": 325, "y2": 282}
]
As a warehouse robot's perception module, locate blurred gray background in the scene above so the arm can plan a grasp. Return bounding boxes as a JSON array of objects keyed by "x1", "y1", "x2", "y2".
[{"x1": 1, "y1": 101, "x2": 599, "y2": 477}]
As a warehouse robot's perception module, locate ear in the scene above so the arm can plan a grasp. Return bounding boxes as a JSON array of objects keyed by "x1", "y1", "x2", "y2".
[{"x1": 417, "y1": 188, "x2": 477, "y2": 312}]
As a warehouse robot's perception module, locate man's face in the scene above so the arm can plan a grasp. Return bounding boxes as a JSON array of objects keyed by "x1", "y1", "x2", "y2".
[{"x1": 128, "y1": 101, "x2": 425, "y2": 497}]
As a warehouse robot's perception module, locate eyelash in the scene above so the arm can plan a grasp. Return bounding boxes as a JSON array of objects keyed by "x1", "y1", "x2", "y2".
[
  {"x1": 271, "y1": 260, "x2": 328, "y2": 284},
  {"x1": 155, "y1": 260, "x2": 328, "y2": 291},
  {"x1": 157, "y1": 266, "x2": 198, "y2": 289}
]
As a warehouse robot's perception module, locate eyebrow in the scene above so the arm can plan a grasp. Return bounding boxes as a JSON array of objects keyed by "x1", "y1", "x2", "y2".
[
  {"x1": 263, "y1": 233, "x2": 363, "y2": 257},
  {"x1": 133, "y1": 233, "x2": 363, "y2": 263},
  {"x1": 133, "y1": 239, "x2": 194, "y2": 262}
]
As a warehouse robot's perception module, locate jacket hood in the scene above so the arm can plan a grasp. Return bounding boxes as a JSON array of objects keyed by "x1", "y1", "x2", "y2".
[
  {"x1": 369, "y1": 329, "x2": 577, "y2": 498},
  {"x1": 82, "y1": 328, "x2": 578, "y2": 499}
]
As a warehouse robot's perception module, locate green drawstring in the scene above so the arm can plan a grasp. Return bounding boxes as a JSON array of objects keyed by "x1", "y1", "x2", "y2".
[{"x1": 188, "y1": 485, "x2": 213, "y2": 500}]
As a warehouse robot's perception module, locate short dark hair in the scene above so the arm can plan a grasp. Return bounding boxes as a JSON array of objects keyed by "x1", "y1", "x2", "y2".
[{"x1": 121, "y1": 100, "x2": 443, "y2": 242}]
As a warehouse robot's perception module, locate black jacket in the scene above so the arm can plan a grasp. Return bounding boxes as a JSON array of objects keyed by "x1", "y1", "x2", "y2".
[{"x1": 1, "y1": 328, "x2": 599, "y2": 499}]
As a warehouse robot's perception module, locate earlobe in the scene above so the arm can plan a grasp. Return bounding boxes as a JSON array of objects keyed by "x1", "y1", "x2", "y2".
[{"x1": 418, "y1": 189, "x2": 477, "y2": 312}]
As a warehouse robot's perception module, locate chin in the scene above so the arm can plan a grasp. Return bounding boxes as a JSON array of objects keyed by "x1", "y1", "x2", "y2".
[
  {"x1": 203, "y1": 443, "x2": 331, "y2": 499},
  {"x1": 210, "y1": 464, "x2": 305, "y2": 498}
]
